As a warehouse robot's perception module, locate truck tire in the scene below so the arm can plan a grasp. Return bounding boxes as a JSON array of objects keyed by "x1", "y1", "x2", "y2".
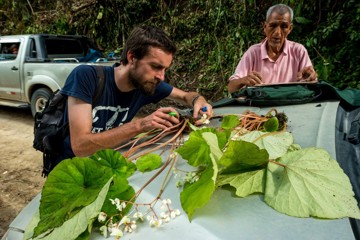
[{"x1": 31, "y1": 88, "x2": 52, "y2": 116}]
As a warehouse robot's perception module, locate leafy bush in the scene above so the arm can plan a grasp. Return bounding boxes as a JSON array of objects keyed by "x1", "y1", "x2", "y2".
[{"x1": 1, "y1": 0, "x2": 359, "y2": 100}]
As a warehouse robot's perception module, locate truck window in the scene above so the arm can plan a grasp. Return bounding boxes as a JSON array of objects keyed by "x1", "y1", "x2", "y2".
[
  {"x1": 44, "y1": 38, "x2": 84, "y2": 58},
  {"x1": 28, "y1": 38, "x2": 37, "y2": 58},
  {"x1": 0, "y1": 42, "x2": 20, "y2": 61}
]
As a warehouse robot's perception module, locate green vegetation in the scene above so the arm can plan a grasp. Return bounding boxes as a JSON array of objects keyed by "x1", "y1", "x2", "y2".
[{"x1": 1, "y1": 0, "x2": 359, "y2": 101}]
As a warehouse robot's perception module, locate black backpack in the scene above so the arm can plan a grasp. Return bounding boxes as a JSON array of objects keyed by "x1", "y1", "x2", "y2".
[{"x1": 33, "y1": 66, "x2": 106, "y2": 176}]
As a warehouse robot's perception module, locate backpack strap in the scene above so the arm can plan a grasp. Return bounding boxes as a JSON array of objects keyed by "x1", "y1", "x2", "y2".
[{"x1": 93, "y1": 65, "x2": 106, "y2": 103}]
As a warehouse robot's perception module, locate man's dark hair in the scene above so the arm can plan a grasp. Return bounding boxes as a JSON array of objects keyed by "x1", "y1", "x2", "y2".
[{"x1": 120, "y1": 25, "x2": 177, "y2": 65}]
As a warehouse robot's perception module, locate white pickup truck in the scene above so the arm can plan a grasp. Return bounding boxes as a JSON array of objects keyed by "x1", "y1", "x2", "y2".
[{"x1": 0, "y1": 34, "x2": 115, "y2": 116}]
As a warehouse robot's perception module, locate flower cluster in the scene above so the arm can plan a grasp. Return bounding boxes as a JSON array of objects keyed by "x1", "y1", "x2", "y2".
[
  {"x1": 173, "y1": 168, "x2": 200, "y2": 187},
  {"x1": 145, "y1": 198, "x2": 181, "y2": 227},
  {"x1": 230, "y1": 126, "x2": 250, "y2": 141},
  {"x1": 200, "y1": 113, "x2": 210, "y2": 125},
  {"x1": 98, "y1": 198, "x2": 181, "y2": 239},
  {"x1": 110, "y1": 198, "x2": 127, "y2": 212}
]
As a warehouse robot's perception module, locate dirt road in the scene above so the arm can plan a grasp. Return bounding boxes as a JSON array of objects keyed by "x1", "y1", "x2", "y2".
[{"x1": 0, "y1": 106, "x2": 45, "y2": 238}]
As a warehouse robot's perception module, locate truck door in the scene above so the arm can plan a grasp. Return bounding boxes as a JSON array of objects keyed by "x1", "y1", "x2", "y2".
[{"x1": 0, "y1": 38, "x2": 22, "y2": 101}]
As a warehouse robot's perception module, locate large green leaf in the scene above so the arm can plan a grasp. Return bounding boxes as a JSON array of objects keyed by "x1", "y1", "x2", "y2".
[
  {"x1": 235, "y1": 130, "x2": 293, "y2": 159},
  {"x1": 176, "y1": 128, "x2": 227, "y2": 167},
  {"x1": 263, "y1": 117, "x2": 279, "y2": 132},
  {"x1": 100, "y1": 175, "x2": 135, "y2": 217},
  {"x1": 180, "y1": 131, "x2": 221, "y2": 220},
  {"x1": 221, "y1": 115, "x2": 240, "y2": 129},
  {"x1": 33, "y1": 149, "x2": 136, "y2": 237},
  {"x1": 32, "y1": 178, "x2": 113, "y2": 240},
  {"x1": 180, "y1": 165, "x2": 217, "y2": 221},
  {"x1": 90, "y1": 150, "x2": 136, "y2": 217},
  {"x1": 265, "y1": 147, "x2": 360, "y2": 219},
  {"x1": 33, "y1": 157, "x2": 113, "y2": 237},
  {"x1": 90, "y1": 149, "x2": 136, "y2": 178},
  {"x1": 219, "y1": 140, "x2": 269, "y2": 174},
  {"x1": 135, "y1": 153, "x2": 162, "y2": 172},
  {"x1": 201, "y1": 132, "x2": 223, "y2": 161},
  {"x1": 217, "y1": 169, "x2": 266, "y2": 197}
]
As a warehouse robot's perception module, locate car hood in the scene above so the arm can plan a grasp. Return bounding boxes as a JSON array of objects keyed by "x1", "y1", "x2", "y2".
[{"x1": 3, "y1": 100, "x2": 355, "y2": 240}]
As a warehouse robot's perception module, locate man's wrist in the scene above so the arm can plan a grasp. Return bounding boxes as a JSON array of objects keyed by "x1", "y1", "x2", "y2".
[{"x1": 191, "y1": 94, "x2": 204, "y2": 106}]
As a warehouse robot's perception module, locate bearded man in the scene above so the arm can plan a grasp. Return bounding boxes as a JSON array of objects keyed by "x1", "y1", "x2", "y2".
[{"x1": 55, "y1": 25, "x2": 212, "y2": 170}]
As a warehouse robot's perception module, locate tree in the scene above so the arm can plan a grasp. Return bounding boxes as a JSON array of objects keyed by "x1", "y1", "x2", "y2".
[{"x1": 1, "y1": 0, "x2": 359, "y2": 101}]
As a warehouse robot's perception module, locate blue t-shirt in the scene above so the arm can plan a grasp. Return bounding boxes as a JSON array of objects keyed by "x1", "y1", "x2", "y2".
[{"x1": 59, "y1": 64, "x2": 173, "y2": 161}]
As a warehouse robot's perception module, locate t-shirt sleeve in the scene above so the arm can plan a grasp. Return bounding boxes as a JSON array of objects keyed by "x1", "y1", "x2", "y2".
[{"x1": 60, "y1": 65, "x2": 98, "y2": 104}]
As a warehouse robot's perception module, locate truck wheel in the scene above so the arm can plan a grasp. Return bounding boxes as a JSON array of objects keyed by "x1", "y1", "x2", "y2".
[{"x1": 31, "y1": 88, "x2": 52, "y2": 116}]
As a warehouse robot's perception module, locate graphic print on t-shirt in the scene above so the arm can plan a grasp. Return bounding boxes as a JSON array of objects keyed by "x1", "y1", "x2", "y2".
[{"x1": 91, "y1": 105, "x2": 130, "y2": 133}]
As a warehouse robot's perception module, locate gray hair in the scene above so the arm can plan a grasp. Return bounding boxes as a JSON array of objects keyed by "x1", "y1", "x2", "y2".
[{"x1": 266, "y1": 4, "x2": 294, "y2": 22}]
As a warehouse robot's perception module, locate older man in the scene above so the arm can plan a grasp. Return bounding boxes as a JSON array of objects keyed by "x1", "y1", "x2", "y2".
[{"x1": 228, "y1": 4, "x2": 317, "y2": 93}]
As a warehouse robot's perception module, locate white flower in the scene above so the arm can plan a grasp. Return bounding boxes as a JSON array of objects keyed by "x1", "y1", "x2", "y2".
[
  {"x1": 131, "y1": 221, "x2": 137, "y2": 229},
  {"x1": 149, "y1": 218, "x2": 163, "y2": 227},
  {"x1": 176, "y1": 180, "x2": 182, "y2": 188},
  {"x1": 160, "y1": 204, "x2": 167, "y2": 210},
  {"x1": 147, "y1": 215, "x2": 158, "y2": 227},
  {"x1": 119, "y1": 215, "x2": 131, "y2": 225},
  {"x1": 200, "y1": 114, "x2": 210, "y2": 125},
  {"x1": 160, "y1": 212, "x2": 170, "y2": 223},
  {"x1": 185, "y1": 172, "x2": 198, "y2": 183},
  {"x1": 155, "y1": 219, "x2": 163, "y2": 227},
  {"x1": 171, "y1": 209, "x2": 181, "y2": 218},
  {"x1": 111, "y1": 199, "x2": 126, "y2": 212},
  {"x1": 124, "y1": 221, "x2": 137, "y2": 233},
  {"x1": 133, "y1": 211, "x2": 144, "y2": 221},
  {"x1": 193, "y1": 175, "x2": 200, "y2": 182},
  {"x1": 110, "y1": 227, "x2": 123, "y2": 239},
  {"x1": 99, "y1": 225, "x2": 108, "y2": 238},
  {"x1": 161, "y1": 198, "x2": 172, "y2": 210},
  {"x1": 98, "y1": 212, "x2": 107, "y2": 222},
  {"x1": 174, "y1": 209, "x2": 181, "y2": 216},
  {"x1": 124, "y1": 225, "x2": 132, "y2": 233}
]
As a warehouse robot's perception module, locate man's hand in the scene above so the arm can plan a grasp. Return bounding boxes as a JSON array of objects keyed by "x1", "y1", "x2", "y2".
[
  {"x1": 228, "y1": 71, "x2": 263, "y2": 93},
  {"x1": 242, "y1": 71, "x2": 263, "y2": 86},
  {"x1": 192, "y1": 96, "x2": 213, "y2": 125},
  {"x1": 297, "y1": 66, "x2": 318, "y2": 82},
  {"x1": 138, "y1": 107, "x2": 180, "y2": 131}
]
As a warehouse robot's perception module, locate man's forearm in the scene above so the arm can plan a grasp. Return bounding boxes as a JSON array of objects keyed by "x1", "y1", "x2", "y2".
[
  {"x1": 169, "y1": 87, "x2": 205, "y2": 107},
  {"x1": 70, "y1": 120, "x2": 143, "y2": 157},
  {"x1": 228, "y1": 78, "x2": 244, "y2": 93}
]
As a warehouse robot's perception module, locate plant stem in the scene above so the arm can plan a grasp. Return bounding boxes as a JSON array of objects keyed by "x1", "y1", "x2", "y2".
[{"x1": 268, "y1": 159, "x2": 286, "y2": 168}]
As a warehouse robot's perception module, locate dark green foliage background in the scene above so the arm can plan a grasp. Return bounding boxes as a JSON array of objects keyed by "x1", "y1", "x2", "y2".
[{"x1": 1, "y1": 0, "x2": 359, "y2": 102}]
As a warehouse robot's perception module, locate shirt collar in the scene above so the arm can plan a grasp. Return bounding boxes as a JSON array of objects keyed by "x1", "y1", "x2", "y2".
[{"x1": 261, "y1": 39, "x2": 289, "y2": 60}]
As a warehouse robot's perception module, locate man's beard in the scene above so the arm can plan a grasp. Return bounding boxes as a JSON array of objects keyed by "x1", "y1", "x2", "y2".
[{"x1": 129, "y1": 70, "x2": 159, "y2": 96}]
